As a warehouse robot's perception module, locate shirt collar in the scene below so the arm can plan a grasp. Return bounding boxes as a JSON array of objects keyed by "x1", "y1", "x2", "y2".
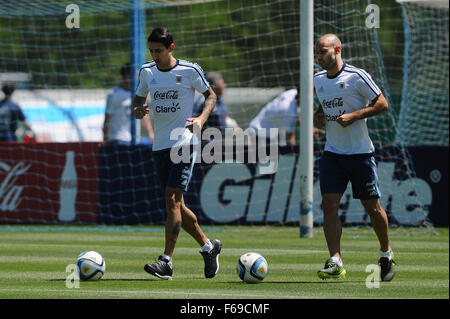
[{"x1": 327, "y1": 62, "x2": 346, "y2": 79}]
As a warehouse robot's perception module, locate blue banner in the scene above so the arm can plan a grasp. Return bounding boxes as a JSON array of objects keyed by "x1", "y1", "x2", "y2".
[{"x1": 97, "y1": 144, "x2": 448, "y2": 226}]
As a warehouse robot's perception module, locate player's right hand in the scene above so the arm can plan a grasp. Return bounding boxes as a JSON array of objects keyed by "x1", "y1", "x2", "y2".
[{"x1": 133, "y1": 105, "x2": 149, "y2": 119}]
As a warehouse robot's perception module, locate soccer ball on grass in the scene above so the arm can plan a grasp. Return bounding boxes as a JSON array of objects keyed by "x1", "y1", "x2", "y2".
[
  {"x1": 75, "y1": 251, "x2": 105, "y2": 281},
  {"x1": 236, "y1": 252, "x2": 268, "y2": 283}
]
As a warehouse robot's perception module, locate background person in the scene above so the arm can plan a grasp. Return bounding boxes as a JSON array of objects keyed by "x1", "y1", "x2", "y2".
[
  {"x1": 249, "y1": 88, "x2": 299, "y2": 146},
  {"x1": 249, "y1": 87, "x2": 325, "y2": 146},
  {"x1": 0, "y1": 83, "x2": 35, "y2": 142},
  {"x1": 193, "y1": 71, "x2": 238, "y2": 135},
  {"x1": 103, "y1": 63, "x2": 153, "y2": 145}
]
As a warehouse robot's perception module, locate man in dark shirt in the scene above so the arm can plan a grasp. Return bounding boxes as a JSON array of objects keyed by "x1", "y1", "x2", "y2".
[
  {"x1": 193, "y1": 71, "x2": 238, "y2": 135},
  {"x1": 0, "y1": 83, "x2": 34, "y2": 141}
]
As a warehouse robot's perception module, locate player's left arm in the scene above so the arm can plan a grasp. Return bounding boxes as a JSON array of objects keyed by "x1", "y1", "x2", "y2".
[
  {"x1": 336, "y1": 93, "x2": 388, "y2": 128},
  {"x1": 186, "y1": 86, "x2": 217, "y2": 133}
]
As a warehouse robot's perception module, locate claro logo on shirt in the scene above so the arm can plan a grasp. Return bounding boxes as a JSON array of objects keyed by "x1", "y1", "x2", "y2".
[
  {"x1": 153, "y1": 90, "x2": 179, "y2": 100},
  {"x1": 155, "y1": 102, "x2": 180, "y2": 113},
  {"x1": 322, "y1": 97, "x2": 343, "y2": 108}
]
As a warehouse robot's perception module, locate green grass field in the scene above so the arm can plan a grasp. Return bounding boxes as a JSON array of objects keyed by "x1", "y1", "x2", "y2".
[{"x1": 0, "y1": 225, "x2": 448, "y2": 299}]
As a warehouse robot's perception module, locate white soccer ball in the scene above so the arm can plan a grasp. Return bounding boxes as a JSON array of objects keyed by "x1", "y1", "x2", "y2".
[
  {"x1": 76, "y1": 251, "x2": 106, "y2": 281},
  {"x1": 236, "y1": 252, "x2": 268, "y2": 283}
]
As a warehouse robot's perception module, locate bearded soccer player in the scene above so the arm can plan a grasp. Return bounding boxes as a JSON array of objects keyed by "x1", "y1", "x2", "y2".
[
  {"x1": 313, "y1": 33, "x2": 395, "y2": 281},
  {"x1": 133, "y1": 27, "x2": 221, "y2": 280}
]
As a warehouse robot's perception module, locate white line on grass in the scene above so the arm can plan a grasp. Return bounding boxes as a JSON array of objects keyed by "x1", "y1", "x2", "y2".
[{"x1": 0, "y1": 287, "x2": 309, "y2": 299}]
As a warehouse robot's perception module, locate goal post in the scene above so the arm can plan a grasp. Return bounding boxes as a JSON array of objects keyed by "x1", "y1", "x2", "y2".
[
  {"x1": 130, "y1": 0, "x2": 146, "y2": 145},
  {"x1": 299, "y1": 0, "x2": 314, "y2": 238}
]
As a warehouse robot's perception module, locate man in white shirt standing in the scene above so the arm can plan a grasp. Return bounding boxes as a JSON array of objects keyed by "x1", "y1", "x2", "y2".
[
  {"x1": 249, "y1": 88, "x2": 325, "y2": 146},
  {"x1": 132, "y1": 27, "x2": 221, "y2": 280},
  {"x1": 313, "y1": 33, "x2": 395, "y2": 281},
  {"x1": 249, "y1": 88, "x2": 299, "y2": 146},
  {"x1": 103, "y1": 63, "x2": 153, "y2": 145}
]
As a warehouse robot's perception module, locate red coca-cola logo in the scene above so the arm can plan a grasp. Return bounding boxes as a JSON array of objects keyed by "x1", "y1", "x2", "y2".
[{"x1": 0, "y1": 142, "x2": 99, "y2": 223}]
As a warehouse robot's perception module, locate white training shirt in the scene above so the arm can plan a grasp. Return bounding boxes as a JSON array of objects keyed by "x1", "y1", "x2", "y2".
[
  {"x1": 135, "y1": 59, "x2": 210, "y2": 151},
  {"x1": 313, "y1": 63, "x2": 382, "y2": 154},
  {"x1": 249, "y1": 89, "x2": 298, "y2": 138},
  {"x1": 105, "y1": 86, "x2": 140, "y2": 143}
]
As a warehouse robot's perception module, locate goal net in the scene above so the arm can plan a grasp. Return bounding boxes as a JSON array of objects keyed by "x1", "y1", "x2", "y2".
[
  {"x1": 0, "y1": 0, "x2": 442, "y2": 234},
  {"x1": 396, "y1": 0, "x2": 449, "y2": 145}
]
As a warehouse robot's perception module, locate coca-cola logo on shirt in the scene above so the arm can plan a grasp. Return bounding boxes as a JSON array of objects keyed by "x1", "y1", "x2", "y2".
[
  {"x1": 153, "y1": 90, "x2": 179, "y2": 100},
  {"x1": 322, "y1": 97, "x2": 343, "y2": 108}
]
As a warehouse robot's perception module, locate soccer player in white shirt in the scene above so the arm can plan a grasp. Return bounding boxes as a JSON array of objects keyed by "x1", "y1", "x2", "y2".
[
  {"x1": 313, "y1": 34, "x2": 395, "y2": 281},
  {"x1": 132, "y1": 27, "x2": 221, "y2": 280},
  {"x1": 103, "y1": 63, "x2": 153, "y2": 145}
]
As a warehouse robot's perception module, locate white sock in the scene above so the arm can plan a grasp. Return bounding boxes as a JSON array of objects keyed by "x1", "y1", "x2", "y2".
[
  {"x1": 161, "y1": 254, "x2": 173, "y2": 268},
  {"x1": 330, "y1": 256, "x2": 343, "y2": 267},
  {"x1": 201, "y1": 239, "x2": 213, "y2": 253},
  {"x1": 380, "y1": 249, "x2": 393, "y2": 261}
]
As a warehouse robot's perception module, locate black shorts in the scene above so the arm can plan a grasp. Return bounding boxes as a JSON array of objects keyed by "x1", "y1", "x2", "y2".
[
  {"x1": 152, "y1": 147, "x2": 197, "y2": 192},
  {"x1": 319, "y1": 151, "x2": 381, "y2": 200}
]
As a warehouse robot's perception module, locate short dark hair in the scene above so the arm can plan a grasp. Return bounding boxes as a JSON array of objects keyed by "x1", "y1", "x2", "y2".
[
  {"x1": 147, "y1": 27, "x2": 174, "y2": 48},
  {"x1": 1, "y1": 83, "x2": 16, "y2": 97},
  {"x1": 120, "y1": 62, "x2": 131, "y2": 79},
  {"x1": 205, "y1": 72, "x2": 223, "y2": 87}
]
